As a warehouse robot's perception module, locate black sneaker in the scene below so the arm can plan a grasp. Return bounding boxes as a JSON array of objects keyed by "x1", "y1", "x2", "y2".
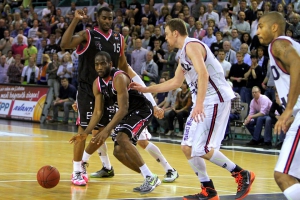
[
  {"x1": 90, "y1": 166, "x2": 114, "y2": 178},
  {"x1": 183, "y1": 186, "x2": 220, "y2": 200},
  {"x1": 232, "y1": 170, "x2": 256, "y2": 200},
  {"x1": 245, "y1": 139, "x2": 259, "y2": 146}
]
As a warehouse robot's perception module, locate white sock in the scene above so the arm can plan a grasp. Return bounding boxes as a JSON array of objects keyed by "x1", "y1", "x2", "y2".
[
  {"x1": 73, "y1": 161, "x2": 81, "y2": 173},
  {"x1": 132, "y1": 75, "x2": 157, "y2": 106},
  {"x1": 145, "y1": 142, "x2": 173, "y2": 172},
  {"x1": 284, "y1": 183, "x2": 300, "y2": 200},
  {"x1": 139, "y1": 164, "x2": 152, "y2": 178},
  {"x1": 188, "y1": 157, "x2": 210, "y2": 182},
  {"x1": 209, "y1": 149, "x2": 236, "y2": 172},
  {"x1": 82, "y1": 151, "x2": 92, "y2": 162},
  {"x1": 97, "y1": 143, "x2": 112, "y2": 170}
]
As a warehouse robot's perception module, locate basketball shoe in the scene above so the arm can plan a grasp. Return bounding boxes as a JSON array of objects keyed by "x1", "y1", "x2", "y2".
[
  {"x1": 138, "y1": 174, "x2": 161, "y2": 194},
  {"x1": 81, "y1": 161, "x2": 89, "y2": 182},
  {"x1": 232, "y1": 170, "x2": 255, "y2": 200},
  {"x1": 163, "y1": 169, "x2": 179, "y2": 183},
  {"x1": 183, "y1": 186, "x2": 220, "y2": 200},
  {"x1": 90, "y1": 166, "x2": 114, "y2": 178},
  {"x1": 71, "y1": 171, "x2": 86, "y2": 186}
]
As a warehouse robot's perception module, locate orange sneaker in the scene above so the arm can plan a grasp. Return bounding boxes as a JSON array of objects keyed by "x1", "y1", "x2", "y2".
[{"x1": 232, "y1": 170, "x2": 255, "y2": 200}]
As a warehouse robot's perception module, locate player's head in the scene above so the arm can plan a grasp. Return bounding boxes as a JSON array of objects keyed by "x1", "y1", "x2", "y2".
[
  {"x1": 256, "y1": 12, "x2": 286, "y2": 45},
  {"x1": 97, "y1": 7, "x2": 113, "y2": 32},
  {"x1": 95, "y1": 51, "x2": 112, "y2": 78},
  {"x1": 165, "y1": 18, "x2": 188, "y2": 48}
]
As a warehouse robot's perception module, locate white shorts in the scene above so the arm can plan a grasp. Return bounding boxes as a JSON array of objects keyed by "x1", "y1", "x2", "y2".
[
  {"x1": 181, "y1": 101, "x2": 230, "y2": 157},
  {"x1": 138, "y1": 128, "x2": 152, "y2": 141},
  {"x1": 275, "y1": 110, "x2": 300, "y2": 179}
]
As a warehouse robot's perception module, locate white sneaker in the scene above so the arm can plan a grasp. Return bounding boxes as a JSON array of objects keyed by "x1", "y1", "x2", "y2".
[
  {"x1": 71, "y1": 171, "x2": 87, "y2": 186},
  {"x1": 163, "y1": 169, "x2": 179, "y2": 183}
]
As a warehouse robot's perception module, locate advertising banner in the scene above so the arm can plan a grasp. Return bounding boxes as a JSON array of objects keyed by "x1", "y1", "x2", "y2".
[{"x1": 0, "y1": 84, "x2": 50, "y2": 122}]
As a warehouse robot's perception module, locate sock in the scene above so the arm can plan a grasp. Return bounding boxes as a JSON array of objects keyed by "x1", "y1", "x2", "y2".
[
  {"x1": 202, "y1": 179, "x2": 215, "y2": 189},
  {"x1": 139, "y1": 164, "x2": 152, "y2": 178},
  {"x1": 209, "y1": 149, "x2": 236, "y2": 172},
  {"x1": 82, "y1": 151, "x2": 92, "y2": 162},
  {"x1": 188, "y1": 157, "x2": 210, "y2": 182},
  {"x1": 145, "y1": 142, "x2": 173, "y2": 172},
  {"x1": 284, "y1": 183, "x2": 300, "y2": 200},
  {"x1": 73, "y1": 161, "x2": 81, "y2": 173},
  {"x1": 97, "y1": 143, "x2": 112, "y2": 170},
  {"x1": 132, "y1": 75, "x2": 157, "y2": 106}
]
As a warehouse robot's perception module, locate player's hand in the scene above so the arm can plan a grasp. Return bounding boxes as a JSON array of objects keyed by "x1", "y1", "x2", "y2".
[
  {"x1": 274, "y1": 109, "x2": 293, "y2": 134},
  {"x1": 191, "y1": 104, "x2": 206, "y2": 123},
  {"x1": 129, "y1": 82, "x2": 149, "y2": 93},
  {"x1": 91, "y1": 129, "x2": 110, "y2": 145},
  {"x1": 69, "y1": 133, "x2": 88, "y2": 144},
  {"x1": 154, "y1": 106, "x2": 164, "y2": 119},
  {"x1": 74, "y1": 9, "x2": 85, "y2": 20},
  {"x1": 72, "y1": 102, "x2": 78, "y2": 112}
]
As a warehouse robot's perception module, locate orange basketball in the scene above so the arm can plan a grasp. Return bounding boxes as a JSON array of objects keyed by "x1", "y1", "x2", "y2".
[{"x1": 37, "y1": 165, "x2": 60, "y2": 189}]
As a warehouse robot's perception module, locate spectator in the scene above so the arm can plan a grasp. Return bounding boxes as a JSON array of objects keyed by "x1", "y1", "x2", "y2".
[
  {"x1": 152, "y1": 39, "x2": 165, "y2": 74},
  {"x1": 12, "y1": 29, "x2": 28, "y2": 46},
  {"x1": 224, "y1": 81, "x2": 241, "y2": 140},
  {"x1": 244, "y1": 86, "x2": 273, "y2": 148},
  {"x1": 11, "y1": 34, "x2": 27, "y2": 58},
  {"x1": 44, "y1": 34, "x2": 60, "y2": 59},
  {"x1": 241, "y1": 33, "x2": 252, "y2": 49},
  {"x1": 36, "y1": 30, "x2": 50, "y2": 51},
  {"x1": 202, "y1": 3, "x2": 220, "y2": 29},
  {"x1": 245, "y1": 0, "x2": 258, "y2": 25},
  {"x1": 193, "y1": 21, "x2": 206, "y2": 40},
  {"x1": 170, "y1": 2, "x2": 183, "y2": 18},
  {"x1": 231, "y1": 29, "x2": 242, "y2": 52},
  {"x1": 46, "y1": 53, "x2": 60, "y2": 98},
  {"x1": 131, "y1": 38, "x2": 148, "y2": 76},
  {"x1": 240, "y1": 43, "x2": 251, "y2": 66},
  {"x1": 261, "y1": 64, "x2": 276, "y2": 101},
  {"x1": 218, "y1": 49, "x2": 232, "y2": 79},
  {"x1": 127, "y1": 0, "x2": 142, "y2": 25},
  {"x1": 234, "y1": 11, "x2": 250, "y2": 37},
  {"x1": 23, "y1": 37, "x2": 37, "y2": 66},
  {"x1": 212, "y1": 0, "x2": 223, "y2": 15},
  {"x1": 7, "y1": 55, "x2": 23, "y2": 84},
  {"x1": 140, "y1": 17, "x2": 149, "y2": 37},
  {"x1": 187, "y1": 17, "x2": 196, "y2": 38},
  {"x1": 142, "y1": 29, "x2": 151, "y2": 50},
  {"x1": 0, "y1": 29, "x2": 13, "y2": 55},
  {"x1": 198, "y1": 5, "x2": 206, "y2": 23},
  {"x1": 95, "y1": 0, "x2": 109, "y2": 12},
  {"x1": 57, "y1": 54, "x2": 73, "y2": 83},
  {"x1": 158, "y1": 43, "x2": 177, "y2": 78},
  {"x1": 49, "y1": 77, "x2": 77, "y2": 124},
  {"x1": 141, "y1": 4, "x2": 156, "y2": 26},
  {"x1": 157, "y1": 6, "x2": 169, "y2": 26},
  {"x1": 288, "y1": 13, "x2": 300, "y2": 41},
  {"x1": 28, "y1": 19, "x2": 40, "y2": 46},
  {"x1": 148, "y1": 26, "x2": 165, "y2": 51},
  {"x1": 243, "y1": 53, "x2": 263, "y2": 105},
  {"x1": 182, "y1": 6, "x2": 191, "y2": 23},
  {"x1": 165, "y1": 80, "x2": 192, "y2": 137},
  {"x1": 141, "y1": 51, "x2": 159, "y2": 86},
  {"x1": 250, "y1": 9, "x2": 263, "y2": 38},
  {"x1": 190, "y1": 0, "x2": 202, "y2": 20},
  {"x1": 0, "y1": 55, "x2": 9, "y2": 83},
  {"x1": 202, "y1": 26, "x2": 216, "y2": 48},
  {"x1": 5, "y1": 50, "x2": 15, "y2": 66},
  {"x1": 257, "y1": 46, "x2": 269, "y2": 75},
  {"x1": 222, "y1": 15, "x2": 236, "y2": 41},
  {"x1": 37, "y1": 54, "x2": 51, "y2": 85},
  {"x1": 21, "y1": 56, "x2": 39, "y2": 84},
  {"x1": 223, "y1": 41, "x2": 237, "y2": 64},
  {"x1": 42, "y1": 0, "x2": 52, "y2": 18},
  {"x1": 218, "y1": 8, "x2": 230, "y2": 32},
  {"x1": 228, "y1": 51, "x2": 249, "y2": 96},
  {"x1": 22, "y1": 21, "x2": 30, "y2": 38},
  {"x1": 126, "y1": 31, "x2": 138, "y2": 65}
]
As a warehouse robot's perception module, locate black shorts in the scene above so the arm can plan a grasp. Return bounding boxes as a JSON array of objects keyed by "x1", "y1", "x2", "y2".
[
  {"x1": 97, "y1": 105, "x2": 116, "y2": 127},
  {"x1": 77, "y1": 82, "x2": 94, "y2": 127},
  {"x1": 113, "y1": 100, "x2": 153, "y2": 145}
]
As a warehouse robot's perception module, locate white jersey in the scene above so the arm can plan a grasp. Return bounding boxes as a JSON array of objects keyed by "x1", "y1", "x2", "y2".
[
  {"x1": 268, "y1": 36, "x2": 300, "y2": 114},
  {"x1": 179, "y1": 37, "x2": 235, "y2": 105}
]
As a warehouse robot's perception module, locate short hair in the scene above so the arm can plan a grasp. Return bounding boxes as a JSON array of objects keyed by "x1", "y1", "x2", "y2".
[
  {"x1": 215, "y1": 31, "x2": 223, "y2": 36},
  {"x1": 97, "y1": 7, "x2": 112, "y2": 17},
  {"x1": 122, "y1": 26, "x2": 129, "y2": 31},
  {"x1": 260, "y1": 11, "x2": 286, "y2": 34},
  {"x1": 61, "y1": 77, "x2": 68, "y2": 81},
  {"x1": 95, "y1": 51, "x2": 111, "y2": 62},
  {"x1": 218, "y1": 49, "x2": 225, "y2": 53},
  {"x1": 166, "y1": 18, "x2": 188, "y2": 36}
]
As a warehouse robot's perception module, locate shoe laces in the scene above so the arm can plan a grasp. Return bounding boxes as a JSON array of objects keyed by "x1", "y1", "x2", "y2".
[
  {"x1": 74, "y1": 172, "x2": 84, "y2": 180},
  {"x1": 140, "y1": 176, "x2": 152, "y2": 190},
  {"x1": 232, "y1": 172, "x2": 243, "y2": 192},
  {"x1": 165, "y1": 170, "x2": 174, "y2": 178},
  {"x1": 200, "y1": 186, "x2": 209, "y2": 197}
]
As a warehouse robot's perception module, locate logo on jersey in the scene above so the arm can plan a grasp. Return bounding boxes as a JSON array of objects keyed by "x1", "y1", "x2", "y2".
[
  {"x1": 95, "y1": 41, "x2": 102, "y2": 51},
  {"x1": 181, "y1": 63, "x2": 192, "y2": 71}
]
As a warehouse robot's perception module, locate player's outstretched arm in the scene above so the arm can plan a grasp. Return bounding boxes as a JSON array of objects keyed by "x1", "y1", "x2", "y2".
[
  {"x1": 61, "y1": 10, "x2": 87, "y2": 49},
  {"x1": 69, "y1": 79, "x2": 104, "y2": 144},
  {"x1": 271, "y1": 39, "x2": 300, "y2": 134}
]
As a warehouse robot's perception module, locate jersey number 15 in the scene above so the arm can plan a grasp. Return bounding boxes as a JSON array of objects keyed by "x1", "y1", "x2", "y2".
[{"x1": 113, "y1": 43, "x2": 120, "y2": 53}]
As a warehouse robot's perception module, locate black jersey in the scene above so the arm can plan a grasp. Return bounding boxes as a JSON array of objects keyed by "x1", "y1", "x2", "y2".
[
  {"x1": 76, "y1": 28, "x2": 123, "y2": 85},
  {"x1": 96, "y1": 68, "x2": 149, "y2": 112}
]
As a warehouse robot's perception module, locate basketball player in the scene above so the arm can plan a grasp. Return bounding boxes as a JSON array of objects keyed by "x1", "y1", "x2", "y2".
[
  {"x1": 61, "y1": 7, "x2": 169, "y2": 186},
  {"x1": 130, "y1": 18, "x2": 255, "y2": 200},
  {"x1": 256, "y1": 12, "x2": 300, "y2": 200},
  {"x1": 71, "y1": 51, "x2": 161, "y2": 193}
]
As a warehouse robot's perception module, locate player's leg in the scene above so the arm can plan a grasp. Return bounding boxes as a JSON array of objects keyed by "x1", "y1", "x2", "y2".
[
  {"x1": 138, "y1": 128, "x2": 178, "y2": 183},
  {"x1": 274, "y1": 112, "x2": 300, "y2": 199}
]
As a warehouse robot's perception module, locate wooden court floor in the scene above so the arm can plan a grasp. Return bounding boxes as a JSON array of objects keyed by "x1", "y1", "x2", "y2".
[{"x1": 0, "y1": 120, "x2": 286, "y2": 200}]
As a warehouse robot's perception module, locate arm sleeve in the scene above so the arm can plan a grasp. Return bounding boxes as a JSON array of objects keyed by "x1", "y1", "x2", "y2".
[{"x1": 132, "y1": 75, "x2": 157, "y2": 106}]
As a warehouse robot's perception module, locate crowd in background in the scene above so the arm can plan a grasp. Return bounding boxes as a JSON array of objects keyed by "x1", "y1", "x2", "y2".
[{"x1": 0, "y1": 0, "x2": 296, "y2": 146}]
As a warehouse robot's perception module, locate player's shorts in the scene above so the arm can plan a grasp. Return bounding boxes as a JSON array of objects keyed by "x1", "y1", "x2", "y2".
[
  {"x1": 181, "y1": 101, "x2": 230, "y2": 157},
  {"x1": 97, "y1": 105, "x2": 116, "y2": 127},
  {"x1": 113, "y1": 100, "x2": 153, "y2": 146},
  {"x1": 138, "y1": 128, "x2": 152, "y2": 141},
  {"x1": 275, "y1": 110, "x2": 300, "y2": 179},
  {"x1": 77, "y1": 82, "x2": 94, "y2": 127}
]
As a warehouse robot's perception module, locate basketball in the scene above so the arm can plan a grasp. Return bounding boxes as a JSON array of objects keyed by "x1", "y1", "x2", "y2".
[{"x1": 37, "y1": 165, "x2": 60, "y2": 189}]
